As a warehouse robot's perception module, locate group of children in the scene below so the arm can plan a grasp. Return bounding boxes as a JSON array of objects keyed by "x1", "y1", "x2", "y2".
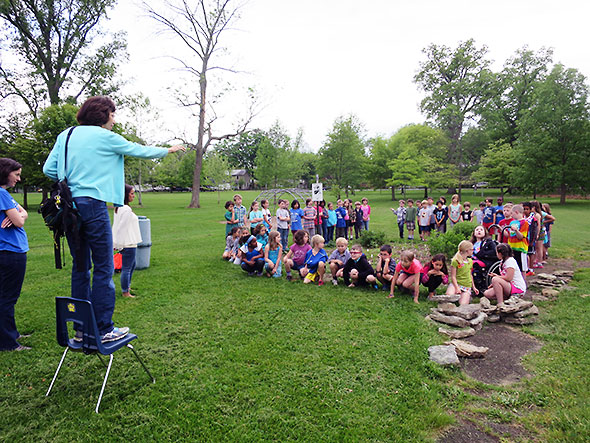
[{"x1": 222, "y1": 193, "x2": 556, "y2": 305}]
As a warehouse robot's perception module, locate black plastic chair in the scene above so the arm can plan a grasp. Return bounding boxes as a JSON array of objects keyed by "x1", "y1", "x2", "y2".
[{"x1": 46, "y1": 297, "x2": 155, "y2": 413}]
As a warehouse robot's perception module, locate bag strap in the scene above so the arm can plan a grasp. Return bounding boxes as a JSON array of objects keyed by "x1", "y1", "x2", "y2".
[{"x1": 63, "y1": 127, "x2": 76, "y2": 179}]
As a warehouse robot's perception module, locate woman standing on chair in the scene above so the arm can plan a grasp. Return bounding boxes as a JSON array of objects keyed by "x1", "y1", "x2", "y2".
[
  {"x1": 0, "y1": 158, "x2": 30, "y2": 351},
  {"x1": 112, "y1": 185, "x2": 141, "y2": 298},
  {"x1": 44, "y1": 96, "x2": 185, "y2": 342}
]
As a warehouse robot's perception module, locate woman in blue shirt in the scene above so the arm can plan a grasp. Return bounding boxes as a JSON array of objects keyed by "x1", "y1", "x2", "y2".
[
  {"x1": 0, "y1": 158, "x2": 29, "y2": 351},
  {"x1": 44, "y1": 96, "x2": 185, "y2": 342}
]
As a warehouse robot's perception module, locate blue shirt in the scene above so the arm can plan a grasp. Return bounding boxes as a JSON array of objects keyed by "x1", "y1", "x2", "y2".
[
  {"x1": 494, "y1": 205, "x2": 505, "y2": 223},
  {"x1": 304, "y1": 248, "x2": 328, "y2": 274},
  {"x1": 335, "y1": 207, "x2": 347, "y2": 228},
  {"x1": 290, "y1": 208, "x2": 304, "y2": 231},
  {"x1": 327, "y1": 209, "x2": 337, "y2": 227},
  {"x1": 482, "y1": 206, "x2": 495, "y2": 224},
  {"x1": 0, "y1": 188, "x2": 29, "y2": 253},
  {"x1": 43, "y1": 126, "x2": 168, "y2": 206}
]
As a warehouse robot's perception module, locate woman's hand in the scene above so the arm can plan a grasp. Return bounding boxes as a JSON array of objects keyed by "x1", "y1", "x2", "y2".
[
  {"x1": 1, "y1": 217, "x2": 13, "y2": 228},
  {"x1": 168, "y1": 145, "x2": 186, "y2": 154}
]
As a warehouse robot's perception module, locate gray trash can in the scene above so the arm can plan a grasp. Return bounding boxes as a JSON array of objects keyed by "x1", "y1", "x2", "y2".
[{"x1": 136, "y1": 216, "x2": 152, "y2": 269}]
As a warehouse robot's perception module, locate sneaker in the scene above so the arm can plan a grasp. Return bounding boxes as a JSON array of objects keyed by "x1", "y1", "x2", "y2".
[
  {"x1": 526, "y1": 270, "x2": 535, "y2": 277},
  {"x1": 318, "y1": 280, "x2": 325, "y2": 287},
  {"x1": 332, "y1": 279, "x2": 338, "y2": 286},
  {"x1": 533, "y1": 263, "x2": 544, "y2": 269},
  {"x1": 14, "y1": 345, "x2": 31, "y2": 351},
  {"x1": 286, "y1": 275, "x2": 293, "y2": 281},
  {"x1": 101, "y1": 327, "x2": 130, "y2": 343}
]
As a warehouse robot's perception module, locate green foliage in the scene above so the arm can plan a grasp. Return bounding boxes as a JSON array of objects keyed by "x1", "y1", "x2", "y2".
[
  {"x1": 358, "y1": 230, "x2": 387, "y2": 249},
  {"x1": 254, "y1": 121, "x2": 301, "y2": 188},
  {"x1": 318, "y1": 115, "x2": 367, "y2": 198},
  {"x1": 450, "y1": 220, "x2": 478, "y2": 239},
  {"x1": 427, "y1": 227, "x2": 471, "y2": 260},
  {"x1": 471, "y1": 141, "x2": 516, "y2": 189},
  {"x1": 0, "y1": 0, "x2": 126, "y2": 114},
  {"x1": 216, "y1": 129, "x2": 266, "y2": 176}
]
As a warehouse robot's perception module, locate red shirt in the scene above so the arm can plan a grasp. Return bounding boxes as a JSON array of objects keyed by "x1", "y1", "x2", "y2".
[{"x1": 395, "y1": 259, "x2": 422, "y2": 275}]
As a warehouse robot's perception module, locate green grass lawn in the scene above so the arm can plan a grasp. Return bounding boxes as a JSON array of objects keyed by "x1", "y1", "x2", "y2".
[{"x1": 1, "y1": 189, "x2": 589, "y2": 442}]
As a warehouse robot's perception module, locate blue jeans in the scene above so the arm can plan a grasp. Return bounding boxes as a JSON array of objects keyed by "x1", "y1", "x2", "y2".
[
  {"x1": 327, "y1": 226, "x2": 335, "y2": 243},
  {"x1": 0, "y1": 251, "x2": 26, "y2": 350},
  {"x1": 278, "y1": 227, "x2": 289, "y2": 252},
  {"x1": 362, "y1": 220, "x2": 369, "y2": 231},
  {"x1": 66, "y1": 197, "x2": 115, "y2": 335},
  {"x1": 120, "y1": 248, "x2": 137, "y2": 292}
]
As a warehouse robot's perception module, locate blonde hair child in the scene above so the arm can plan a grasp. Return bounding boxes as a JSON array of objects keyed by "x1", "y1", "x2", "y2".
[
  {"x1": 389, "y1": 250, "x2": 422, "y2": 303},
  {"x1": 264, "y1": 231, "x2": 283, "y2": 278},
  {"x1": 300, "y1": 234, "x2": 329, "y2": 286},
  {"x1": 446, "y1": 240, "x2": 478, "y2": 305}
]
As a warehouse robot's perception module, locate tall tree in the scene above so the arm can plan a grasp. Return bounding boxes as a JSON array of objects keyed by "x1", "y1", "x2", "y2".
[
  {"x1": 318, "y1": 115, "x2": 366, "y2": 198},
  {"x1": 216, "y1": 129, "x2": 266, "y2": 177},
  {"x1": 471, "y1": 141, "x2": 516, "y2": 195},
  {"x1": 255, "y1": 122, "x2": 302, "y2": 189},
  {"x1": 144, "y1": 0, "x2": 255, "y2": 208},
  {"x1": 414, "y1": 39, "x2": 494, "y2": 196},
  {"x1": 518, "y1": 64, "x2": 590, "y2": 203},
  {"x1": 0, "y1": 0, "x2": 126, "y2": 116}
]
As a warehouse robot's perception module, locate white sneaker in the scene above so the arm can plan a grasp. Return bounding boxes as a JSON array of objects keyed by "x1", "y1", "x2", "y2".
[
  {"x1": 101, "y1": 327, "x2": 130, "y2": 343},
  {"x1": 332, "y1": 279, "x2": 338, "y2": 286}
]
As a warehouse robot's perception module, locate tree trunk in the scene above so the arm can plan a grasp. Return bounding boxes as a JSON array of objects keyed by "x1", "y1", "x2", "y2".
[
  {"x1": 137, "y1": 162, "x2": 143, "y2": 206},
  {"x1": 560, "y1": 183, "x2": 566, "y2": 204},
  {"x1": 424, "y1": 187, "x2": 428, "y2": 199},
  {"x1": 391, "y1": 186, "x2": 396, "y2": 201},
  {"x1": 23, "y1": 183, "x2": 28, "y2": 210},
  {"x1": 188, "y1": 63, "x2": 209, "y2": 209}
]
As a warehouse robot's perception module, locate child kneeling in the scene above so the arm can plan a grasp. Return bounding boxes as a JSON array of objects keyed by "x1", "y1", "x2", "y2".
[
  {"x1": 240, "y1": 235, "x2": 265, "y2": 276},
  {"x1": 342, "y1": 244, "x2": 376, "y2": 288},
  {"x1": 389, "y1": 250, "x2": 422, "y2": 302},
  {"x1": 328, "y1": 237, "x2": 351, "y2": 286},
  {"x1": 300, "y1": 235, "x2": 329, "y2": 286}
]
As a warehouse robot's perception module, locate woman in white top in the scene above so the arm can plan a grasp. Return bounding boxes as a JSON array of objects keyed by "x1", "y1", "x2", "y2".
[
  {"x1": 483, "y1": 243, "x2": 526, "y2": 305},
  {"x1": 112, "y1": 185, "x2": 142, "y2": 298}
]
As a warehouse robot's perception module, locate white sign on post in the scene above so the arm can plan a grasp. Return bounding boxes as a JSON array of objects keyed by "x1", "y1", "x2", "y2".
[{"x1": 311, "y1": 183, "x2": 323, "y2": 202}]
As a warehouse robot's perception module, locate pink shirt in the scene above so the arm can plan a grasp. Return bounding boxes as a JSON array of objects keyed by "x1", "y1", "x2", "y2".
[
  {"x1": 395, "y1": 259, "x2": 422, "y2": 275},
  {"x1": 290, "y1": 243, "x2": 312, "y2": 266},
  {"x1": 361, "y1": 204, "x2": 371, "y2": 221}
]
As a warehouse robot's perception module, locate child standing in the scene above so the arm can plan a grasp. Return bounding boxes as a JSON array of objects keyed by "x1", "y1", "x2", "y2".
[
  {"x1": 473, "y1": 201, "x2": 485, "y2": 225},
  {"x1": 342, "y1": 244, "x2": 377, "y2": 288},
  {"x1": 482, "y1": 198, "x2": 495, "y2": 232},
  {"x1": 418, "y1": 199, "x2": 431, "y2": 241},
  {"x1": 328, "y1": 237, "x2": 351, "y2": 285},
  {"x1": 448, "y1": 194, "x2": 462, "y2": 228},
  {"x1": 261, "y1": 199, "x2": 272, "y2": 230},
  {"x1": 290, "y1": 200, "x2": 304, "y2": 240},
  {"x1": 360, "y1": 198, "x2": 371, "y2": 231},
  {"x1": 224, "y1": 201, "x2": 238, "y2": 235},
  {"x1": 375, "y1": 244, "x2": 396, "y2": 290},
  {"x1": 283, "y1": 230, "x2": 311, "y2": 281},
  {"x1": 276, "y1": 199, "x2": 291, "y2": 253},
  {"x1": 353, "y1": 201, "x2": 364, "y2": 239},
  {"x1": 484, "y1": 244, "x2": 527, "y2": 305},
  {"x1": 433, "y1": 200, "x2": 448, "y2": 233},
  {"x1": 391, "y1": 200, "x2": 407, "y2": 239},
  {"x1": 319, "y1": 200, "x2": 329, "y2": 242},
  {"x1": 345, "y1": 199, "x2": 354, "y2": 239},
  {"x1": 249, "y1": 201, "x2": 264, "y2": 234},
  {"x1": 335, "y1": 199, "x2": 347, "y2": 240},
  {"x1": 446, "y1": 240, "x2": 478, "y2": 305},
  {"x1": 326, "y1": 202, "x2": 337, "y2": 244},
  {"x1": 507, "y1": 204, "x2": 530, "y2": 274},
  {"x1": 300, "y1": 235, "x2": 329, "y2": 286},
  {"x1": 460, "y1": 202, "x2": 473, "y2": 222},
  {"x1": 523, "y1": 202, "x2": 538, "y2": 274},
  {"x1": 264, "y1": 231, "x2": 283, "y2": 278},
  {"x1": 421, "y1": 254, "x2": 449, "y2": 299},
  {"x1": 302, "y1": 198, "x2": 317, "y2": 239},
  {"x1": 389, "y1": 250, "x2": 422, "y2": 303},
  {"x1": 233, "y1": 194, "x2": 248, "y2": 227},
  {"x1": 405, "y1": 199, "x2": 417, "y2": 240},
  {"x1": 497, "y1": 203, "x2": 513, "y2": 244}
]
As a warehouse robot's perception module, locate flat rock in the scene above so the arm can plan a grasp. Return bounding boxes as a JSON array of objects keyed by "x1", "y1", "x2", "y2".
[
  {"x1": 581, "y1": 294, "x2": 590, "y2": 298},
  {"x1": 487, "y1": 314, "x2": 501, "y2": 323},
  {"x1": 446, "y1": 340, "x2": 489, "y2": 358},
  {"x1": 430, "y1": 294, "x2": 461, "y2": 303},
  {"x1": 469, "y1": 312, "x2": 487, "y2": 327},
  {"x1": 429, "y1": 310, "x2": 471, "y2": 328},
  {"x1": 498, "y1": 300, "x2": 533, "y2": 314},
  {"x1": 428, "y1": 345, "x2": 459, "y2": 366},
  {"x1": 542, "y1": 288, "x2": 560, "y2": 297},
  {"x1": 479, "y1": 297, "x2": 491, "y2": 309},
  {"x1": 504, "y1": 315, "x2": 537, "y2": 325},
  {"x1": 438, "y1": 303, "x2": 481, "y2": 320},
  {"x1": 438, "y1": 327, "x2": 476, "y2": 339},
  {"x1": 553, "y1": 270, "x2": 574, "y2": 278},
  {"x1": 513, "y1": 305, "x2": 540, "y2": 318},
  {"x1": 532, "y1": 294, "x2": 550, "y2": 302}
]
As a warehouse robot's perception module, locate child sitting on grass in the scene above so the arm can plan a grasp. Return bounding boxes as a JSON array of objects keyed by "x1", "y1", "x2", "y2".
[
  {"x1": 300, "y1": 235, "x2": 329, "y2": 286},
  {"x1": 240, "y1": 235, "x2": 265, "y2": 276},
  {"x1": 421, "y1": 254, "x2": 448, "y2": 299},
  {"x1": 342, "y1": 244, "x2": 377, "y2": 288},
  {"x1": 283, "y1": 230, "x2": 311, "y2": 281},
  {"x1": 264, "y1": 231, "x2": 283, "y2": 278},
  {"x1": 446, "y1": 240, "x2": 478, "y2": 305},
  {"x1": 328, "y1": 237, "x2": 351, "y2": 286},
  {"x1": 254, "y1": 223, "x2": 269, "y2": 250},
  {"x1": 389, "y1": 250, "x2": 422, "y2": 303},
  {"x1": 223, "y1": 226, "x2": 240, "y2": 261},
  {"x1": 375, "y1": 244, "x2": 396, "y2": 290}
]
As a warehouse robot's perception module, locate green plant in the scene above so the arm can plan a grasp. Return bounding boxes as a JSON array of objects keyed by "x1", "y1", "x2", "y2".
[
  {"x1": 426, "y1": 222, "x2": 475, "y2": 259},
  {"x1": 451, "y1": 221, "x2": 478, "y2": 239},
  {"x1": 359, "y1": 230, "x2": 387, "y2": 248}
]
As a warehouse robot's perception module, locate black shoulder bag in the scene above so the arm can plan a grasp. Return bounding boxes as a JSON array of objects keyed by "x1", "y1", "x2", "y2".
[{"x1": 38, "y1": 127, "x2": 82, "y2": 269}]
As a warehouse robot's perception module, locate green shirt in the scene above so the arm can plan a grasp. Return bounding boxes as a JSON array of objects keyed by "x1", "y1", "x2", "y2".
[
  {"x1": 451, "y1": 256, "x2": 473, "y2": 287},
  {"x1": 405, "y1": 206, "x2": 417, "y2": 222}
]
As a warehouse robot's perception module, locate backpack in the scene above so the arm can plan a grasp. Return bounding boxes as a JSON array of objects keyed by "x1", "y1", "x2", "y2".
[{"x1": 38, "y1": 127, "x2": 82, "y2": 269}]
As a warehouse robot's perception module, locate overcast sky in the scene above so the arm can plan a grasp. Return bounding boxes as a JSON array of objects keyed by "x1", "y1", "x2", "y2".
[{"x1": 111, "y1": 0, "x2": 590, "y2": 150}]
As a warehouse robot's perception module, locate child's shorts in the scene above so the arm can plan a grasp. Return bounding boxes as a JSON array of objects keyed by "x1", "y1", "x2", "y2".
[
  {"x1": 291, "y1": 262, "x2": 304, "y2": 271},
  {"x1": 406, "y1": 221, "x2": 415, "y2": 231},
  {"x1": 459, "y1": 285, "x2": 472, "y2": 297},
  {"x1": 265, "y1": 262, "x2": 282, "y2": 278},
  {"x1": 510, "y1": 283, "x2": 524, "y2": 295},
  {"x1": 304, "y1": 272, "x2": 319, "y2": 282}
]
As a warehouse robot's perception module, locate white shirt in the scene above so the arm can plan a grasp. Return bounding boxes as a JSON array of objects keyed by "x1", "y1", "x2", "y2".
[
  {"x1": 112, "y1": 205, "x2": 142, "y2": 249},
  {"x1": 503, "y1": 257, "x2": 526, "y2": 292}
]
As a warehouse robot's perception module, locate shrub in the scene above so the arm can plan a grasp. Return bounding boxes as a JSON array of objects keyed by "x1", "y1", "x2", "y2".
[
  {"x1": 427, "y1": 222, "x2": 475, "y2": 259},
  {"x1": 359, "y1": 230, "x2": 387, "y2": 249}
]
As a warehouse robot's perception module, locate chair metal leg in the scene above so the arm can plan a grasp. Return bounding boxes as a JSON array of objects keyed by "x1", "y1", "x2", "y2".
[
  {"x1": 95, "y1": 354, "x2": 114, "y2": 413},
  {"x1": 96, "y1": 353, "x2": 108, "y2": 368},
  {"x1": 127, "y1": 344, "x2": 156, "y2": 383},
  {"x1": 46, "y1": 347, "x2": 69, "y2": 397}
]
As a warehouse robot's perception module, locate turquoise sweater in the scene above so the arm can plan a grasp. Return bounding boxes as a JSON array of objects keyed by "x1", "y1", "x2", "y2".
[{"x1": 44, "y1": 126, "x2": 168, "y2": 206}]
